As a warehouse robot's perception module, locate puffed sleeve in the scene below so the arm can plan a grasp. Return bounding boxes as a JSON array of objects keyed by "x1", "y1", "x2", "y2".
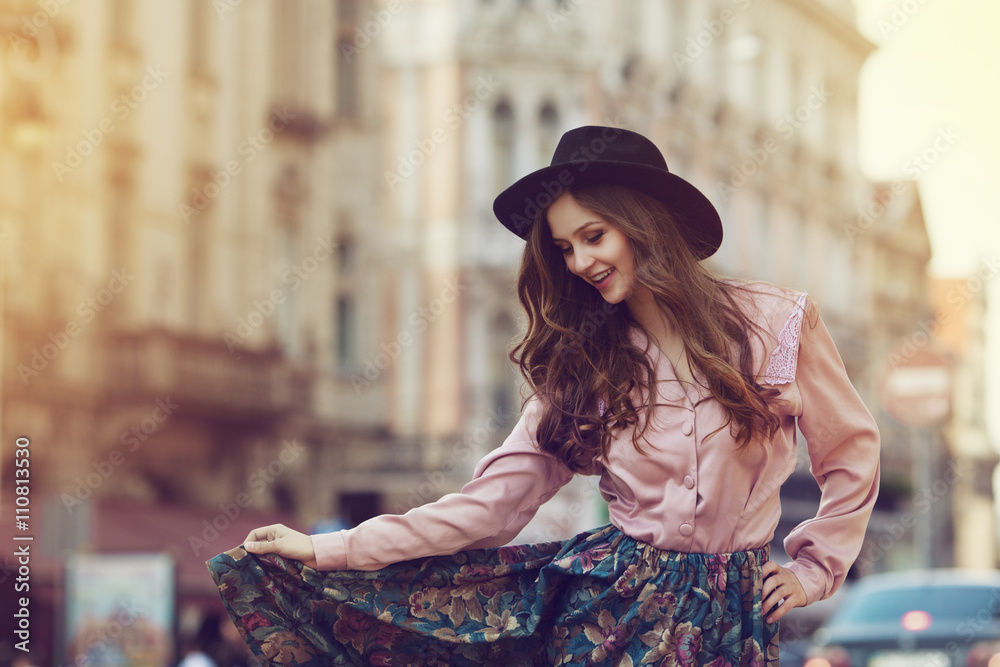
[
  {"x1": 310, "y1": 399, "x2": 575, "y2": 571},
  {"x1": 783, "y1": 303, "x2": 881, "y2": 605}
]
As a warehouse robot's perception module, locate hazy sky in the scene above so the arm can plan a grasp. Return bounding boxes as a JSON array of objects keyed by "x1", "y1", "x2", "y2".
[{"x1": 853, "y1": 0, "x2": 999, "y2": 444}]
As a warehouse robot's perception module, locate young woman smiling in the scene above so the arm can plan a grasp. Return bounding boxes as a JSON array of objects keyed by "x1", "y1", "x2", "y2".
[{"x1": 210, "y1": 126, "x2": 880, "y2": 666}]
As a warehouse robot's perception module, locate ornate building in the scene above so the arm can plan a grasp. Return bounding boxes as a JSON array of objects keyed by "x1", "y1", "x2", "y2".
[{"x1": 0, "y1": 0, "x2": 387, "y2": 660}]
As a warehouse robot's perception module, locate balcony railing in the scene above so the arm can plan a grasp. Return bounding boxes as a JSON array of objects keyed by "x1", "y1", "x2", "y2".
[{"x1": 106, "y1": 329, "x2": 312, "y2": 417}]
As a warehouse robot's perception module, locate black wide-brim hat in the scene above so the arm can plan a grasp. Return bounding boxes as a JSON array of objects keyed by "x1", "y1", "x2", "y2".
[{"x1": 492, "y1": 125, "x2": 722, "y2": 259}]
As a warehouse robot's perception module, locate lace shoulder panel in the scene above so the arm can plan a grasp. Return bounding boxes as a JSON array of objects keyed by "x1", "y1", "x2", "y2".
[{"x1": 760, "y1": 291, "x2": 808, "y2": 385}]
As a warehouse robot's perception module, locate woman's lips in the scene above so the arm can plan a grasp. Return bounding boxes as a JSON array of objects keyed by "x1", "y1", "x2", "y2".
[{"x1": 591, "y1": 267, "x2": 614, "y2": 290}]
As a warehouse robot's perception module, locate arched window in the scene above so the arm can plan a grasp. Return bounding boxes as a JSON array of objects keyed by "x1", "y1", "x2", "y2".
[
  {"x1": 275, "y1": 165, "x2": 305, "y2": 357},
  {"x1": 186, "y1": 165, "x2": 215, "y2": 329},
  {"x1": 493, "y1": 100, "x2": 515, "y2": 193},
  {"x1": 335, "y1": 0, "x2": 360, "y2": 117},
  {"x1": 334, "y1": 222, "x2": 360, "y2": 372},
  {"x1": 538, "y1": 102, "x2": 560, "y2": 168}
]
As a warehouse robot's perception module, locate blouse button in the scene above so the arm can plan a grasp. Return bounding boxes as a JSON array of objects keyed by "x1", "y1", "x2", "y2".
[
  {"x1": 684, "y1": 475, "x2": 695, "y2": 489},
  {"x1": 679, "y1": 522, "x2": 693, "y2": 537},
  {"x1": 681, "y1": 421, "x2": 693, "y2": 436}
]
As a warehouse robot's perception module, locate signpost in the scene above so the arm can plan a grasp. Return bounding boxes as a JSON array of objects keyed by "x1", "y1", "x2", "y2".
[
  {"x1": 877, "y1": 341, "x2": 955, "y2": 569},
  {"x1": 878, "y1": 345, "x2": 954, "y2": 428}
]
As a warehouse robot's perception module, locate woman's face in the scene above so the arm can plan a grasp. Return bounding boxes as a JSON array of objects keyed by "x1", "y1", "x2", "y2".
[{"x1": 546, "y1": 191, "x2": 640, "y2": 306}]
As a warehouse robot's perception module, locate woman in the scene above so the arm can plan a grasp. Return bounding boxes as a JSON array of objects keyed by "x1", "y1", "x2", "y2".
[{"x1": 208, "y1": 126, "x2": 880, "y2": 665}]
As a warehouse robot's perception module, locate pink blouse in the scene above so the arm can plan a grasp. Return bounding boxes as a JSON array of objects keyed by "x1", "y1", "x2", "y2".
[{"x1": 311, "y1": 283, "x2": 881, "y2": 607}]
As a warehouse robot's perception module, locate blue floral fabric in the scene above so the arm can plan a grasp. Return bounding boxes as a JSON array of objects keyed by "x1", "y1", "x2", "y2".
[{"x1": 207, "y1": 524, "x2": 778, "y2": 665}]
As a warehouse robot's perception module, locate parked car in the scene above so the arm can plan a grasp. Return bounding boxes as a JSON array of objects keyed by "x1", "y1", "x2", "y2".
[{"x1": 805, "y1": 569, "x2": 1000, "y2": 667}]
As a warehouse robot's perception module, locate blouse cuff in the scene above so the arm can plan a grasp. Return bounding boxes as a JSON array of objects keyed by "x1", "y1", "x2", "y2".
[
  {"x1": 784, "y1": 558, "x2": 830, "y2": 607},
  {"x1": 311, "y1": 531, "x2": 349, "y2": 571}
]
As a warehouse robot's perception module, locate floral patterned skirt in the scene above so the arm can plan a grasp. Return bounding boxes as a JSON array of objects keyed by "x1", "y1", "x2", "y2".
[{"x1": 207, "y1": 524, "x2": 778, "y2": 666}]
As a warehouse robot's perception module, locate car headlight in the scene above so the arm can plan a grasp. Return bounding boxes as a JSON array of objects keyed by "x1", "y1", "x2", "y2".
[
  {"x1": 967, "y1": 641, "x2": 1000, "y2": 667},
  {"x1": 804, "y1": 646, "x2": 851, "y2": 667}
]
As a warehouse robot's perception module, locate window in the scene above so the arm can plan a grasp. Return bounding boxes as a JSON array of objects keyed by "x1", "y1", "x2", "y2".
[
  {"x1": 538, "y1": 102, "x2": 559, "y2": 168},
  {"x1": 277, "y1": 224, "x2": 298, "y2": 354},
  {"x1": 186, "y1": 167, "x2": 214, "y2": 327},
  {"x1": 189, "y1": 0, "x2": 211, "y2": 73},
  {"x1": 669, "y1": 0, "x2": 688, "y2": 56},
  {"x1": 275, "y1": 166, "x2": 304, "y2": 355},
  {"x1": 336, "y1": 44, "x2": 359, "y2": 117},
  {"x1": 339, "y1": 0, "x2": 359, "y2": 22},
  {"x1": 336, "y1": 235, "x2": 356, "y2": 276},
  {"x1": 109, "y1": 0, "x2": 133, "y2": 47},
  {"x1": 334, "y1": 227, "x2": 360, "y2": 371},
  {"x1": 754, "y1": 194, "x2": 773, "y2": 281},
  {"x1": 493, "y1": 100, "x2": 515, "y2": 193},
  {"x1": 274, "y1": 1, "x2": 311, "y2": 108},
  {"x1": 336, "y1": 295, "x2": 356, "y2": 369},
  {"x1": 727, "y1": 33, "x2": 762, "y2": 111},
  {"x1": 335, "y1": 0, "x2": 360, "y2": 117}
]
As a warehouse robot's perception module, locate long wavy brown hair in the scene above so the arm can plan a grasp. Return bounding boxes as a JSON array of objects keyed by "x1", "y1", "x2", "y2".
[{"x1": 509, "y1": 184, "x2": 782, "y2": 472}]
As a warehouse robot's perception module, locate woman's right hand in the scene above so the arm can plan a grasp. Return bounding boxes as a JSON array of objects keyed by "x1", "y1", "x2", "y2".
[{"x1": 243, "y1": 523, "x2": 319, "y2": 569}]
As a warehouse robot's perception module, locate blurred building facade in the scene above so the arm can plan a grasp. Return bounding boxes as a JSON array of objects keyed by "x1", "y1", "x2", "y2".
[
  {"x1": 930, "y1": 276, "x2": 998, "y2": 569},
  {"x1": 0, "y1": 0, "x2": 391, "y2": 660},
  {"x1": 1, "y1": 0, "x2": 993, "y2": 660},
  {"x1": 404, "y1": 0, "x2": 950, "y2": 568},
  {"x1": 857, "y1": 181, "x2": 947, "y2": 570}
]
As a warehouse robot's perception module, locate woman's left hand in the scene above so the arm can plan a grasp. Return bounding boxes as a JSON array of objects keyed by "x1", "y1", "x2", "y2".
[
  {"x1": 243, "y1": 523, "x2": 319, "y2": 569},
  {"x1": 761, "y1": 560, "x2": 807, "y2": 623}
]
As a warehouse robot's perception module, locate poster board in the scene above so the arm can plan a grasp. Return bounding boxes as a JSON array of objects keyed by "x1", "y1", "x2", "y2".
[{"x1": 64, "y1": 553, "x2": 174, "y2": 667}]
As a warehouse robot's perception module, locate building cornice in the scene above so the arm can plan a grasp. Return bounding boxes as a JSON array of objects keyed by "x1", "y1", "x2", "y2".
[{"x1": 777, "y1": 0, "x2": 878, "y2": 57}]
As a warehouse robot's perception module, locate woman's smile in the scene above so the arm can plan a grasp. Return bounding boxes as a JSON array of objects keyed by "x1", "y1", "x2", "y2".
[
  {"x1": 546, "y1": 191, "x2": 638, "y2": 305},
  {"x1": 590, "y1": 267, "x2": 615, "y2": 289}
]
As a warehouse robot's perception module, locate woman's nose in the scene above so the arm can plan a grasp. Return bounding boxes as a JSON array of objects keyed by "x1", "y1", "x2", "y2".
[{"x1": 572, "y1": 248, "x2": 595, "y2": 275}]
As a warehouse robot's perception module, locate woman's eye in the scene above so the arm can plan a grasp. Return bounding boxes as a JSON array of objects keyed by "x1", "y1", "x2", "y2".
[
  {"x1": 587, "y1": 231, "x2": 604, "y2": 244},
  {"x1": 560, "y1": 246, "x2": 573, "y2": 255}
]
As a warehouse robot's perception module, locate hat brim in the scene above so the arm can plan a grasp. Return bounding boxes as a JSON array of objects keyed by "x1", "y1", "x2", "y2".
[{"x1": 492, "y1": 161, "x2": 722, "y2": 260}]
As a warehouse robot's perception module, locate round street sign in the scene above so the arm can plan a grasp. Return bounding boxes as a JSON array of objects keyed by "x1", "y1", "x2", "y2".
[{"x1": 877, "y1": 341, "x2": 955, "y2": 428}]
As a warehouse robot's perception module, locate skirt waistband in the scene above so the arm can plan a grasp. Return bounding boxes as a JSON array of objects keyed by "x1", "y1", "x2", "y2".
[{"x1": 580, "y1": 524, "x2": 770, "y2": 574}]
